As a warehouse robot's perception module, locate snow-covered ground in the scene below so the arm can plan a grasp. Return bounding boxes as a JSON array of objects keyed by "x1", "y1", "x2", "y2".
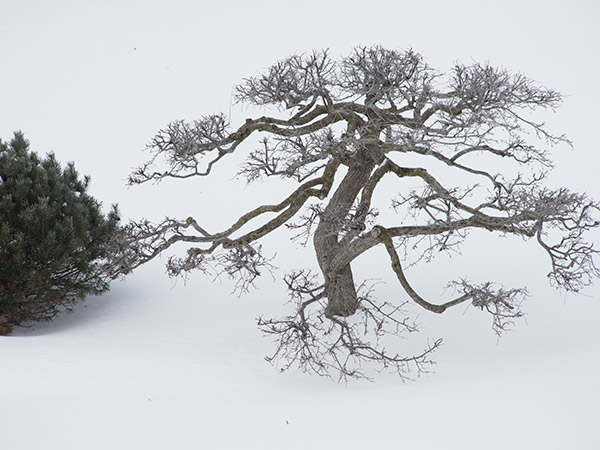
[
  {"x1": 2, "y1": 259, "x2": 599, "y2": 449},
  {"x1": 2, "y1": 1, "x2": 600, "y2": 448}
]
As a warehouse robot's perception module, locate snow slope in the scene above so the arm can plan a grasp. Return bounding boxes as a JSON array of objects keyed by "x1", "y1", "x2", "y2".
[{"x1": 2, "y1": 260, "x2": 599, "y2": 450}]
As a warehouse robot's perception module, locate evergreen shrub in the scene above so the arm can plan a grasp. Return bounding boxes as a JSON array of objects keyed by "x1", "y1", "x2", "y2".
[{"x1": 0, "y1": 132, "x2": 120, "y2": 333}]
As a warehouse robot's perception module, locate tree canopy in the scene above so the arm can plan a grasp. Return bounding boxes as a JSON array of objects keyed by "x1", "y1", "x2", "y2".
[{"x1": 113, "y1": 46, "x2": 599, "y2": 380}]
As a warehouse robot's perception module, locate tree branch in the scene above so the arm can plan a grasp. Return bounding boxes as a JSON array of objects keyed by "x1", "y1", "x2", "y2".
[{"x1": 379, "y1": 227, "x2": 470, "y2": 313}]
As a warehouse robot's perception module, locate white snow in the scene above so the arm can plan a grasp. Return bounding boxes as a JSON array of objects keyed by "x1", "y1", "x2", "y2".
[{"x1": 2, "y1": 261, "x2": 599, "y2": 449}]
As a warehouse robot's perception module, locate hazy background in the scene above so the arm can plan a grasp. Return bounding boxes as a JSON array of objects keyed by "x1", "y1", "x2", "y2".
[{"x1": 1, "y1": 1, "x2": 599, "y2": 448}]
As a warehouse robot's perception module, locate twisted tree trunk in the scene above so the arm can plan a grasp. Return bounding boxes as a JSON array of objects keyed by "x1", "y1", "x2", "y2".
[{"x1": 314, "y1": 159, "x2": 375, "y2": 317}]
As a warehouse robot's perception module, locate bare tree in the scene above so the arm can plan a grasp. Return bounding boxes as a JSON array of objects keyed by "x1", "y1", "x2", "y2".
[{"x1": 111, "y1": 46, "x2": 599, "y2": 380}]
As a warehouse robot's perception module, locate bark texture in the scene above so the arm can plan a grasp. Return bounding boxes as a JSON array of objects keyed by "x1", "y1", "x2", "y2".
[{"x1": 314, "y1": 160, "x2": 376, "y2": 316}]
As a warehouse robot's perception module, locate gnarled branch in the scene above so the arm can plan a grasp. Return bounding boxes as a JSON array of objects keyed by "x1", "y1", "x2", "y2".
[{"x1": 119, "y1": 46, "x2": 599, "y2": 380}]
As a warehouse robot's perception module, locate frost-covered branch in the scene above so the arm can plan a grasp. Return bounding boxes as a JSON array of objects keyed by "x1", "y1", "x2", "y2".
[
  {"x1": 258, "y1": 271, "x2": 440, "y2": 381},
  {"x1": 121, "y1": 46, "x2": 599, "y2": 380}
]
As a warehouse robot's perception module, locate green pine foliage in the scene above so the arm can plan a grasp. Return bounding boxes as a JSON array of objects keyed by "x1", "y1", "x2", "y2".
[{"x1": 0, "y1": 132, "x2": 120, "y2": 333}]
